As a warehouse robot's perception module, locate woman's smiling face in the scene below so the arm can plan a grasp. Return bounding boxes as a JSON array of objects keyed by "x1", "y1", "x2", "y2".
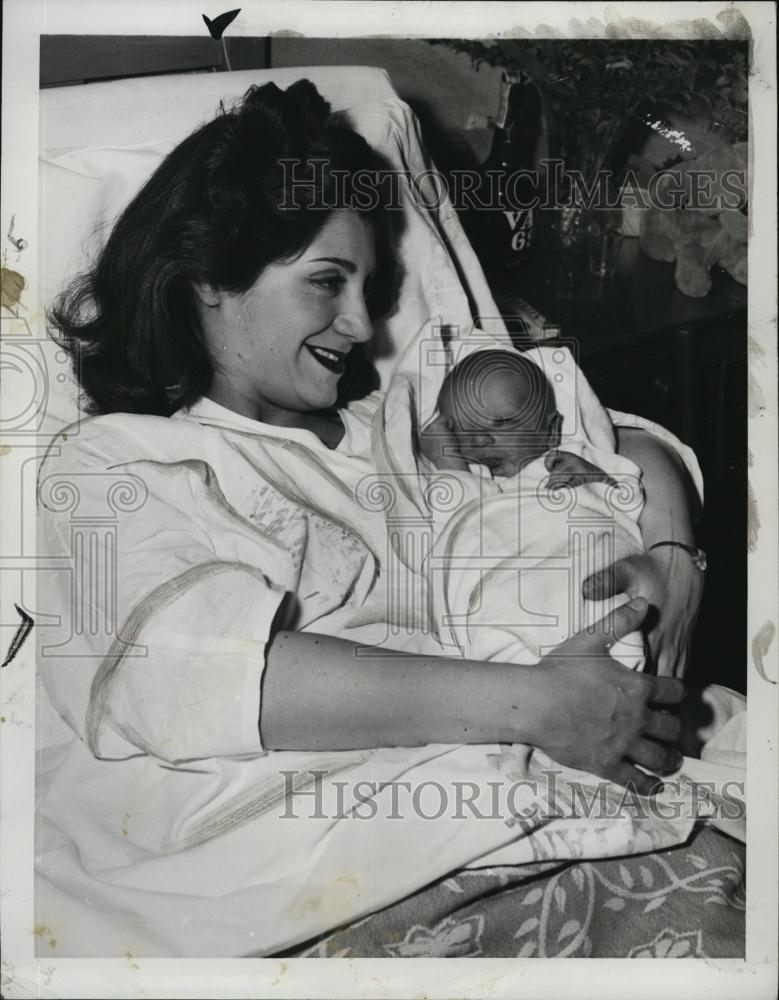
[{"x1": 201, "y1": 210, "x2": 376, "y2": 425}]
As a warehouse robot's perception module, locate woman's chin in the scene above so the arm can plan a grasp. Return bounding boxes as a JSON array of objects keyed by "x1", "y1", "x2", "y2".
[{"x1": 302, "y1": 384, "x2": 339, "y2": 412}]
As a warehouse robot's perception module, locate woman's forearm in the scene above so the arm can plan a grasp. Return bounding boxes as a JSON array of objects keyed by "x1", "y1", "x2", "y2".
[
  {"x1": 616, "y1": 426, "x2": 701, "y2": 548},
  {"x1": 260, "y1": 630, "x2": 546, "y2": 750},
  {"x1": 260, "y1": 604, "x2": 686, "y2": 795}
]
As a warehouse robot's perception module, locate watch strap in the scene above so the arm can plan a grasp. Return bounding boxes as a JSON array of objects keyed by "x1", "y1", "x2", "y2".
[{"x1": 648, "y1": 541, "x2": 707, "y2": 571}]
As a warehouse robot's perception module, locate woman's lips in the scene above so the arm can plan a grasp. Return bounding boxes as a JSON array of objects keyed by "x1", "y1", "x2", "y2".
[{"x1": 305, "y1": 344, "x2": 347, "y2": 374}]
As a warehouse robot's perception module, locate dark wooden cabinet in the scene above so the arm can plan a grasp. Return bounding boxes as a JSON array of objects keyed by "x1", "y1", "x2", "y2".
[{"x1": 489, "y1": 239, "x2": 748, "y2": 691}]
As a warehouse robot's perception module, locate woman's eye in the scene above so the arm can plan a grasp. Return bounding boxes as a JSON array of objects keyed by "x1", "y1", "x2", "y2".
[{"x1": 310, "y1": 274, "x2": 345, "y2": 294}]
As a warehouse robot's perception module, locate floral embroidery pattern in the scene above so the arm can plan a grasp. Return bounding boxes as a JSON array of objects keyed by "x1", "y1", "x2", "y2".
[
  {"x1": 628, "y1": 927, "x2": 706, "y2": 959},
  {"x1": 382, "y1": 915, "x2": 485, "y2": 958},
  {"x1": 293, "y1": 828, "x2": 745, "y2": 959},
  {"x1": 503, "y1": 845, "x2": 744, "y2": 958}
]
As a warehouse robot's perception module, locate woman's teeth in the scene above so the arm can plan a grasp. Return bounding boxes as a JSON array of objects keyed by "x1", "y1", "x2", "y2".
[{"x1": 306, "y1": 345, "x2": 346, "y2": 374}]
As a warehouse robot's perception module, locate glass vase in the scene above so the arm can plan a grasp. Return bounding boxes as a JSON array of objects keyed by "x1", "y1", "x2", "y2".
[{"x1": 536, "y1": 203, "x2": 622, "y2": 301}]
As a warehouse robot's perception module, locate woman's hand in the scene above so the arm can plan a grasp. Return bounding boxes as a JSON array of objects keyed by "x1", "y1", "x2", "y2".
[
  {"x1": 582, "y1": 547, "x2": 704, "y2": 678},
  {"x1": 608, "y1": 426, "x2": 704, "y2": 677},
  {"x1": 531, "y1": 597, "x2": 685, "y2": 795},
  {"x1": 418, "y1": 413, "x2": 470, "y2": 471}
]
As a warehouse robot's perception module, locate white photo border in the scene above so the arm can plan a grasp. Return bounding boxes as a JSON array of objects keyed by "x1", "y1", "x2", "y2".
[{"x1": 1, "y1": 1, "x2": 776, "y2": 997}]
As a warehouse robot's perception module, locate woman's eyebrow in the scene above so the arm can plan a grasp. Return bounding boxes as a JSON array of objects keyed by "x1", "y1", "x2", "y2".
[{"x1": 310, "y1": 256, "x2": 356, "y2": 272}]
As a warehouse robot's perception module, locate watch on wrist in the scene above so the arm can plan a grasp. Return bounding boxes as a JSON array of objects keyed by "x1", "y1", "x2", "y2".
[{"x1": 648, "y1": 541, "x2": 707, "y2": 572}]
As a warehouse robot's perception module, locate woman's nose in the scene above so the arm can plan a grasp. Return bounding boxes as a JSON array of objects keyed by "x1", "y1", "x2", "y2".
[{"x1": 333, "y1": 292, "x2": 373, "y2": 343}]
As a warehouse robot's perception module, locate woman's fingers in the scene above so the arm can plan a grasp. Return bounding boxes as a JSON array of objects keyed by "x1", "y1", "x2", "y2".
[
  {"x1": 596, "y1": 596, "x2": 649, "y2": 644},
  {"x1": 609, "y1": 763, "x2": 665, "y2": 797},
  {"x1": 582, "y1": 556, "x2": 637, "y2": 600},
  {"x1": 642, "y1": 710, "x2": 683, "y2": 744},
  {"x1": 649, "y1": 674, "x2": 686, "y2": 706},
  {"x1": 537, "y1": 603, "x2": 687, "y2": 792},
  {"x1": 560, "y1": 597, "x2": 648, "y2": 658},
  {"x1": 629, "y1": 738, "x2": 683, "y2": 775}
]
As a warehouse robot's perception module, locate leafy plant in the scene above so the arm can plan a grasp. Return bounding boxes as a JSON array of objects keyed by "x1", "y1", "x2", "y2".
[{"x1": 431, "y1": 39, "x2": 748, "y2": 180}]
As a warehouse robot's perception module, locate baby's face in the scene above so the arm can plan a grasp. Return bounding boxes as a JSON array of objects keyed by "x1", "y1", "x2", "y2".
[{"x1": 440, "y1": 366, "x2": 560, "y2": 477}]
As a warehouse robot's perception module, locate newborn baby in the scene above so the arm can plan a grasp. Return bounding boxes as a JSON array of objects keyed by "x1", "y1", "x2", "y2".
[
  {"x1": 422, "y1": 349, "x2": 645, "y2": 668},
  {"x1": 434, "y1": 349, "x2": 617, "y2": 488}
]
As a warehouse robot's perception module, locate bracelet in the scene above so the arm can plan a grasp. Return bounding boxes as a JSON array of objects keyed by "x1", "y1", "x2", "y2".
[{"x1": 647, "y1": 541, "x2": 707, "y2": 571}]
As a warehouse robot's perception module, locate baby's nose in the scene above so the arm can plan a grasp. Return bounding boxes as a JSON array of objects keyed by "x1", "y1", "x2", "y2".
[{"x1": 464, "y1": 432, "x2": 494, "y2": 449}]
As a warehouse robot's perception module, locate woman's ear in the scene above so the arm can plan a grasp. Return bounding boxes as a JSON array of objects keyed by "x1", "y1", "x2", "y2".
[{"x1": 194, "y1": 283, "x2": 222, "y2": 309}]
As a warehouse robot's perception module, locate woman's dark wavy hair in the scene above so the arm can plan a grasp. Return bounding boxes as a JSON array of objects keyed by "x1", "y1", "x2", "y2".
[{"x1": 50, "y1": 80, "x2": 401, "y2": 416}]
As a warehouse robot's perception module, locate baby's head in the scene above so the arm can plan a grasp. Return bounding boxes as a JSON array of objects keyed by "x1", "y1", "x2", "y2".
[{"x1": 438, "y1": 350, "x2": 562, "y2": 477}]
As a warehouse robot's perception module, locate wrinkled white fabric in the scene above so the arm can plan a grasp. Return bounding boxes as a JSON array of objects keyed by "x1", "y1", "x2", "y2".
[
  {"x1": 373, "y1": 344, "x2": 647, "y2": 667},
  {"x1": 36, "y1": 349, "x2": 743, "y2": 958}
]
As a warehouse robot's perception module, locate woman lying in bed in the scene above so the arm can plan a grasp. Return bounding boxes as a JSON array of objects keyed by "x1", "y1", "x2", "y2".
[{"x1": 37, "y1": 80, "x2": 726, "y2": 958}]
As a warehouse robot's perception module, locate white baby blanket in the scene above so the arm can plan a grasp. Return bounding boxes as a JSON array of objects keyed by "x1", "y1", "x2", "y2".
[
  {"x1": 371, "y1": 343, "x2": 646, "y2": 666},
  {"x1": 35, "y1": 348, "x2": 744, "y2": 959}
]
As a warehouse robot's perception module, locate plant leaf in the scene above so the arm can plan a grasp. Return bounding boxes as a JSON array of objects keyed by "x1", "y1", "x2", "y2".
[
  {"x1": 557, "y1": 919, "x2": 580, "y2": 943},
  {"x1": 514, "y1": 916, "x2": 540, "y2": 938}
]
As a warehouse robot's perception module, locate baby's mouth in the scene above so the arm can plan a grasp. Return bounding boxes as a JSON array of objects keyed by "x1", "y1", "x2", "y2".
[
  {"x1": 473, "y1": 454, "x2": 510, "y2": 469},
  {"x1": 306, "y1": 344, "x2": 347, "y2": 374}
]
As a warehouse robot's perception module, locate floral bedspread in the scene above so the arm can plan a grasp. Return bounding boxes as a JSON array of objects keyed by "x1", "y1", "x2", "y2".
[{"x1": 286, "y1": 825, "x2": 744, "y2": 958}]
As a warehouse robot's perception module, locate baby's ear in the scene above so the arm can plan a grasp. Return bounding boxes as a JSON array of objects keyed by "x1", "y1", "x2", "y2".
[{"x1": 547, "y1": 410, "x2": 563, "y2": 448}]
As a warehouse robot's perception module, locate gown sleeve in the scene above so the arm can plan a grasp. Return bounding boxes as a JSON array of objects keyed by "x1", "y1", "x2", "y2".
[
  {"x1": 607, "y1": 408, "x2": 704, "y2": 503},
  {"x1": 37, "y1": 421, "x2": 290, "y2": 763}
]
